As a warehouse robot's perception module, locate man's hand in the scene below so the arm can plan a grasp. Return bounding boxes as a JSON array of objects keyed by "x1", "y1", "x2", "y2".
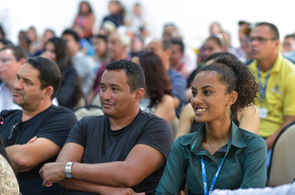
[
  {"x1": 103, "y1": 187, "x2": 145, "y2": 195},
  {"x1": 39, "y1": 162, "x2": 67, "y2": 187}
]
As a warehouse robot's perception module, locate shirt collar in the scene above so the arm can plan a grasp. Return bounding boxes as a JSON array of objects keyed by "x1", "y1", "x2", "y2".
[{"x1": 179, "y1": 121, "x2": 247, "y2": 155}]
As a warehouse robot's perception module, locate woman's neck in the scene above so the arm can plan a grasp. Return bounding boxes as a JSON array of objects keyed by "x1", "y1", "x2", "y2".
[{"x1": 205, "y1": 118, "x2": 231, "y2": 144}]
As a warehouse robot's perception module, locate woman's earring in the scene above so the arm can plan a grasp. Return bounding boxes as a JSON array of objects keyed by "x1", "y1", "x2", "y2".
[{"x1": 225, "y1": 104, "x2": 231, "y2": 117}]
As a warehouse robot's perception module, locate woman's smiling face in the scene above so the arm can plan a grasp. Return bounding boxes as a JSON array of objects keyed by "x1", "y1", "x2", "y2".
[{"x1": 191, "y1": 71, "x2": 231, "y2": 123}]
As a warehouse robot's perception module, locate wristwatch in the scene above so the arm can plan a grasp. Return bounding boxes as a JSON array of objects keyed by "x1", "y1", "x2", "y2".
[{"x1": 65, "y1": 161, "x2": 76, "y2": 179}]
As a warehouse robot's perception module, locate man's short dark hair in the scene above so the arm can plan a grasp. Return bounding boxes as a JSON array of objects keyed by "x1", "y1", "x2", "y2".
[
  {"x1": 105, "y1": 59, "x2": 145, "y2": 93},
  {"x1": 255, "y1": 22, "x2": 280, "y2": 40},
  {"x1": 238, "y1": 20, "x2": 250, "y2": 26},
  {"x1": 170, "y1": 38, "x2": 185, "y2": 53},
  {"x1": 285, "y1": 34, "x2": 295, "y2": 40},
  {"x1": 0, "y1": 45, "x2": 28, "y2": 60},
  {"x1": 26, "y1": 57, "x2": 61, "y2": 99},
  {"x1": 62, "y1": 29, "x2": 80, "y2": 43},
  {"x1": 162, "y1": 39, "x2": 173, "y2": 51}
]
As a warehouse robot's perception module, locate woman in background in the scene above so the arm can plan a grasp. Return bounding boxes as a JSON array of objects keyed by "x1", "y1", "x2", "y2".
[
  {"x1": 42, "y1": 37, "x2": 83, "y2": 110},
  {"x1": 132, "y1": 51, "x2": 175, "y2": 124},
  {"x1": 73, "y1": 1, "x2": 95, "y2": 40}
]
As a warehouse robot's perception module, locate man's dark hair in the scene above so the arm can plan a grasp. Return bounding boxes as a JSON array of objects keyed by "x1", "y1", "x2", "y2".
[
  {"x1": 162, "y1": 39, "x2": 173, "y2": 51},
  {"x1": 44, "y1": 29, "x2": 55, "y2": 37},
  {"x1": 0, "y1": 45, "x2": 28, "y2": 60},
  {"x1": 105, "y1": 59, "x2": 145, "y2": 93},
  {"x1": 285, "y1": 34, "x2": 295, "y2": 40},
  {"x1": 170, "y1": 38, "x2": 185, "y2": 53},
  {"x1": 62, "y1": 29, "x2": 80, "y2": 43},
  {"x1": 255, "y1": 22, "x2": 280, "y2": 39},
  {"x1": 95, "y1": 34, "x2": 108, "y2": 43},
  {"x1": 238, "y1": 20, "x2": 250, "y2": 26},
  {"x1": 25, "y1": 57, "x2": 61, "y2": 99}
]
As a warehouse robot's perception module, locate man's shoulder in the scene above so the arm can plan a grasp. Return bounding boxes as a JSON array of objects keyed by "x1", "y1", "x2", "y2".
[
  {"x1": 40, "y1": 105, "x2": 76, "y2": 120},
  {"x1": 136, "y1": 110, "x2": 171, "y2": 129},
  {"x1": 0, "y1": 109, "x2": 21, "y2": 118}
]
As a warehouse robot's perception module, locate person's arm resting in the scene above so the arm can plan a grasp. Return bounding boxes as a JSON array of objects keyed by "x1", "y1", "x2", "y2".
[
  {"x1": 41, "y1": 142, "x2": 165, "y2": 188},
  {"x1": 6, "y1": 137, "x2": 60, "y2": 172}
]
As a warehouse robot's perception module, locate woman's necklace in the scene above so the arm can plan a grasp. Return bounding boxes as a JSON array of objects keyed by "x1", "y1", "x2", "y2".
[{"x1": 206, "y1": 143, "x2": 214, "y2": 156}]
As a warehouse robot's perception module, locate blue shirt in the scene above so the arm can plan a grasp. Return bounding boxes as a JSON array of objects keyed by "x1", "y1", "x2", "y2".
[
  {"x1": 156, "y1": 122, "x2": 267, "y2": 195},
  {"x1": 168, "y1": 66, "x2": 187, "y2": 117}
]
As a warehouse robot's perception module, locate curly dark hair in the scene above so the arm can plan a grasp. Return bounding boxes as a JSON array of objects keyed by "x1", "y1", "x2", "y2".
[
  {"x1": 198, "y1": 56, "x2": 259, "y2": 115},
  {"x1": 133, "y1": 51, "x2": 172, "y2": 108}
]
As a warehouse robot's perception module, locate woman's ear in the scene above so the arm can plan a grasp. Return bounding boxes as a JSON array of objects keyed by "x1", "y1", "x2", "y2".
[{"x1": 228, "y1": 91, "x2": 238, "y2": 105}]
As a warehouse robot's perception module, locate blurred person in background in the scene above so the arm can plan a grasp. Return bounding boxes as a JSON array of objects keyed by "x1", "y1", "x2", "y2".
[
  {"x1": 73, "y1": 1, "x2": 95, "y2": 40},
  {"x1": 62, "y1": 29, "x2": 95, "y2": 98},
  {"x1": 163, "y1": 23, "x2": 197, "y2": 79},
  {"x1": 102, "y1": 0, "x2": 125, "y2": 27},
  {"x1": 132, "y1": 51, "x2": 175, "y2": 124},
  {"x1": 42, "y1": 37, "x2": 83, "y2": 110},
  {"x1": 93, "y1": 34, "x2": 109, "y2": 74},
  {"x1": 34, "y1": 29, "x2": 55, "y2": 56},
  {"x1": 282, "y1": 34, "x2": 295, "y2": 63},
  {"x1": 147, "y1": 39, "x2": 187, "y2": 117},
  {"x1": 130, "y1": 34, "x2": 144, "y2": 57},
  {"x1": 27, "y1": 26, "x2": 41, "y2": 56},
  {"x1": 126, "y1": 3, "x2": 146, "y2": 34}
]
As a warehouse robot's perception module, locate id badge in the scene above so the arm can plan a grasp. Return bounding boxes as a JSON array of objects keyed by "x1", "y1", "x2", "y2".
[{"x1": 259, "y1": 108, "x2": 268, "y2": 119}]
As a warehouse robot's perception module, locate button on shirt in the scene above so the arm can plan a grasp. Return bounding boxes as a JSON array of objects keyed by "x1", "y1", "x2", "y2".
[{"x1": 156, "y1": 122, "x2": 267, "y2": 195}]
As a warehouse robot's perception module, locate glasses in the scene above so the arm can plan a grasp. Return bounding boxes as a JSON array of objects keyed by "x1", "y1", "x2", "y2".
[
  {"x1": 248, "y1": 37, "x2": 277, "y2": 44},
  {"x1": 0, "y1": 58, "x2": 18, "y2": 64},
  {"x1": 8, "y1": 123, "x2": 20, "y2": 145}
]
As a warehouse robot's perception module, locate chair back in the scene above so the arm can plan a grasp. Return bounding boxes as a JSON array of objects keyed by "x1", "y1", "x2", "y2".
[
  {"x1": 90, "y1": 92, "x2": 101, "y2": 107},
  {"x1": 268, "y1": 121, "x2": 295, "y2": 186},
  {"x1": 74, "y1": 105, "x2": 104, "y2": 121}
]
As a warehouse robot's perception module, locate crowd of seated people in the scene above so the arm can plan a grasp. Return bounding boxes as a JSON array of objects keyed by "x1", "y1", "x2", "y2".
[{"x1": 1, "y1": 1, "x2": 295, "y2": 195}]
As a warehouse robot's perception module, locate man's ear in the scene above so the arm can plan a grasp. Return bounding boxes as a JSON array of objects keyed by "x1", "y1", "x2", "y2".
[
  {"x1": 228, "y1": 91, "x2": 238, "y2": 106},
  {"x1": 19, "y1": 58, "x2": 27, "y2": 65},
  {"x1": 165, "y1": 48, "x2": 172, "y2": 59},
  {"x1": 134, "y1": 88, "x2": 145, "y2": 103},
  {"x1": 43, "y1": 86, "x2": 54, "y2": 100}
]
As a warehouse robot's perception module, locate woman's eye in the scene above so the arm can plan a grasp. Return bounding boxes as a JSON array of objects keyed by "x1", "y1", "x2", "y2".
[
  {"x1": 204, "y1": 90, "x2": 211, "y2": 95},
  {"x1": 192, "y1": 91, "x2": 197, "y2": 97}
]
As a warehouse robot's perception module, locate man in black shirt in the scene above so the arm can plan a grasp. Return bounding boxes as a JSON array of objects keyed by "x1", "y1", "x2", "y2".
[
  {"x1": 0, "y1": 57, "x2": 77, "y2": 195},
  {"x1": 40, "y1": 59, "x2": 174, "y2": 195}
]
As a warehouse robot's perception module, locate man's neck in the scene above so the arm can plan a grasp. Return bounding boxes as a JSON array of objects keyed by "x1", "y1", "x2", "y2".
[
  {"x1": 257, "y1": 53, "x2": 278, "y2": 72},
  {"x1": 21, "y1": 101, "x2": 52, "y2": 122},
  {"x1": 109, "y1": 109, "x2": 139, "y2": 131}
]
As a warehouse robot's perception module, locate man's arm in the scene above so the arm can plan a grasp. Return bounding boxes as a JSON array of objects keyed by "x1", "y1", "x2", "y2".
[
  {"x1": 40, "y1": 142, "x2": 165, "y2": 188},
  {"x1": 265, "y1": 116, "x2": 295, "y2": 149},
  {"x1": 6, "y1": 137, "x2": 60, "y2": 172}
]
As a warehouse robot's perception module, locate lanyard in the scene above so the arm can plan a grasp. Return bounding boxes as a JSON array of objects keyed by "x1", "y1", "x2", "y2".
[
  {"x1": 257, "y1": 68, "x2": 271, "y2": 106},
  {"x1": 201, "y1": 140, "x2": 230, "y2": 195}
]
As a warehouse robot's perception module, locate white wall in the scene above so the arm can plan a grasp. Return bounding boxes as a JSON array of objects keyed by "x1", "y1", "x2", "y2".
[{"x1": 1, "y1": 0, "x2": 294, "y2": 48}]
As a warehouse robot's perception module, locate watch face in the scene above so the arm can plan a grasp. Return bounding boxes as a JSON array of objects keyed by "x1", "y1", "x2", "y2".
[{"x1": 66, "y1": 173, "x2": 72, "y2": 179}]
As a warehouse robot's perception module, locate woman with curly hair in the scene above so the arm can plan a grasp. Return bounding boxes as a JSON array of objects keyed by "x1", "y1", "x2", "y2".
[
  {"x1": 132, "y1": 51, "x2": 175, "y2": 124},
  {"x1": 176, "y1": 52, "x2": 260, "y2": 140},
  {"x1": 156, "y1": 56, "x2": 267, "y2": 194}
]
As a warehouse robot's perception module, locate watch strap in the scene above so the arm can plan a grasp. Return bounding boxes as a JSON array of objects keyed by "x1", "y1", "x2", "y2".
[{"x1": 65, "y1": 161, "x2": 76, "y2": 179}]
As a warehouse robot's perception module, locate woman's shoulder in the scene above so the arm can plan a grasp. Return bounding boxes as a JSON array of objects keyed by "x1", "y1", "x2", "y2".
[
  {"x1": 160, "y1": 94, "x2": 174, "y2": 103},
  {"x1": 239, "y1": 127, "x2": 266, "y2": 147}
]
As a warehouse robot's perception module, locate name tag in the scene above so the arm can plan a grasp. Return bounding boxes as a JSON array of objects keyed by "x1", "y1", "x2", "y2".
[{"x1": 259, "y1": 108, "x2": 268, "y2": 119}]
